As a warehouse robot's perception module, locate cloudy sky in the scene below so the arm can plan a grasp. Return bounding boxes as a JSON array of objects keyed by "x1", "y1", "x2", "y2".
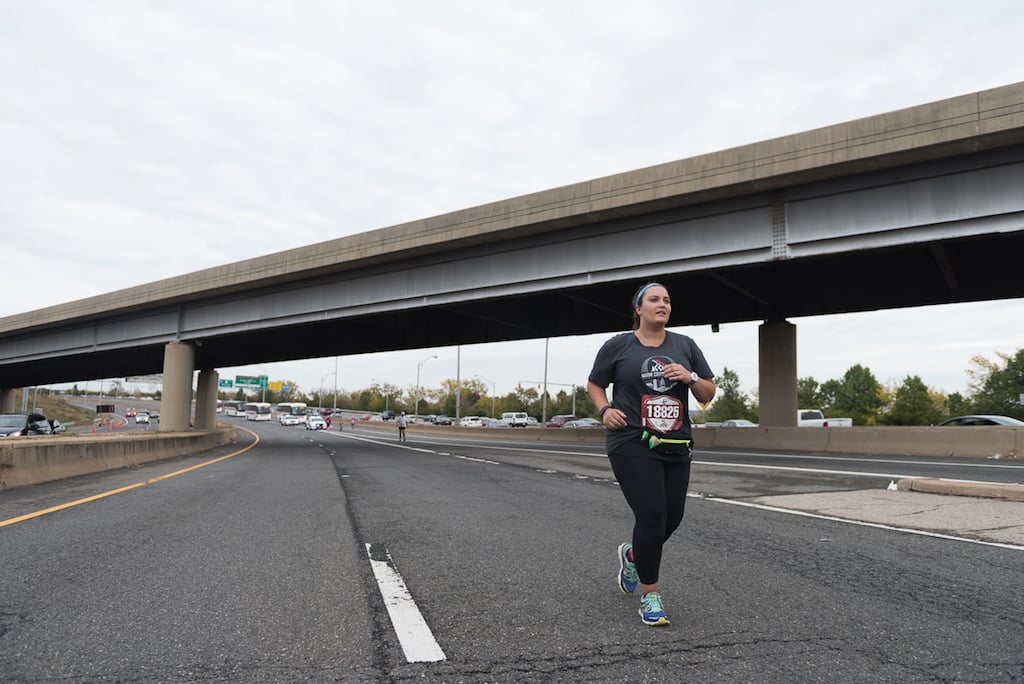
[{"x1": 3, "y1": 1, "x2": 1022, "y2": 404}]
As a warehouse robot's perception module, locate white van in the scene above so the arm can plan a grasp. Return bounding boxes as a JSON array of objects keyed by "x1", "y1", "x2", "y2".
[
  {"x1": 460, "y1": 416, "x2": 483, "y2": 427},
  {"x1": 501, "y1": 412, "x2": 529, "y2": 427}
]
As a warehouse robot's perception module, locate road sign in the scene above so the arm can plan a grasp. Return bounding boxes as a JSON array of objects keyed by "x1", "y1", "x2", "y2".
[
  {"x1": 269, "y1": 381, "x2": 283, "y2": 391},
  {"x1": 234, "y1": 375, "x2": 268, "y2": 388},
  {"x1": 219, "y1": 379, "x2": 233, "y2": 388}
]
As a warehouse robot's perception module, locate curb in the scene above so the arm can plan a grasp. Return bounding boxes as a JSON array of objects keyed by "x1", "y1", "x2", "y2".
[{"x1": 897, "y1": 478, "x2": 1024, "y2": 502}]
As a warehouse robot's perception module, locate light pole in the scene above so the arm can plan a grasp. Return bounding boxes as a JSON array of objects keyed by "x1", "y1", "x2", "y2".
[
  {"x1": 333, "y1": 356, "x2": 339, "y2": 410},
  {"x1": 475, "y1": 374, "x2": 496, "y2": 418},
  {"x1": 415, "y1": 354, "x2": 438, "y2": 418}
]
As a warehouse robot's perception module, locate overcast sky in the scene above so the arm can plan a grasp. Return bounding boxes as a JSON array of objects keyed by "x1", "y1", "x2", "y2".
[{"x1": 3, "y1": 1, "x2": 1022, "y2": 405}]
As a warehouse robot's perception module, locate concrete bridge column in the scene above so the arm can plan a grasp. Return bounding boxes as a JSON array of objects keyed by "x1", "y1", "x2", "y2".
[
  {"x1": 160, "y1": 342, "x2": 195, "y2": 432},
  {"x1": 194, "y1": 369, "x2": 219, "y2": 430},
  {"x1": 758, "y1": 320, "x2": 798, "y2": 427},
  {"x1": 0, "y1": 389, "x2": 15, "y2": 413}
]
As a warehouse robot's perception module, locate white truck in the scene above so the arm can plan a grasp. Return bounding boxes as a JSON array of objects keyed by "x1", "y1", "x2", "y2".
[{"x1": 797, "y1": 409, "x2": 853, "y2": 427}]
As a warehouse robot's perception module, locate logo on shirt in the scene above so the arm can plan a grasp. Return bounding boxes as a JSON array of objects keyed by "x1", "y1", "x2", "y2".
[{"x1": 640, "y1": 356, "x2": 677, "y2": 392}]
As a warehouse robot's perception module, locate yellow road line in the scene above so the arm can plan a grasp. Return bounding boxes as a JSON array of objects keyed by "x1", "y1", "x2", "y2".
[{"x1": 0, "y1": 429, "x2": 260, "y2": 528}]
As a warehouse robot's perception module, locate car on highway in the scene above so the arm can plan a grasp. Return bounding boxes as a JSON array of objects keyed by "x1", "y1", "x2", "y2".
[
  {"x1": 135, "y1": 411, "x2": 150, "y2": 424},
  {"x1": 721, "y1": 419, "x2": 758, "y2": 428},
  {"x1": 48, "y1": 419, "x2": 67, "y2": 434},
  {"x1": 562, "y1": 418, "x2": 603, "y2": 428},
  {"x1": 545, "y1": 415, "x2": 579, "y2": 428},
  {"x1": 460, "y1": 416, "x2": 483, "y2": 427},
  {"x1": 125, "y1": 408, "x2": 137, "y2": 418},
  {"x1": 279, "y1": 413, "x2": 304, "y2": 426},
  {"x1": 0, "y1": 413, "x2": 53, "y2": 437},
  {"x1": 305, "y1": 414, "x2": 327, "y2": 430},
  {"x1": 433, "y1": 415, "x2": 453, "y2": 426},
  {"x1": 936, "y1": 414, "x2": 1024, "y2": 426}
]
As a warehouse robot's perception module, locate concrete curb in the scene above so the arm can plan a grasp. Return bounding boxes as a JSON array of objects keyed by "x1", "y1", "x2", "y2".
[{"x1": 897, "y1": 478, "x2": 1024, "y2": 502}]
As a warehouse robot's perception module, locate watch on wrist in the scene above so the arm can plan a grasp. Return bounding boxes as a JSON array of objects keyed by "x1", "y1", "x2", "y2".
[{"x1": 689, "y1": 371, "x2": 699, "y2": 386}]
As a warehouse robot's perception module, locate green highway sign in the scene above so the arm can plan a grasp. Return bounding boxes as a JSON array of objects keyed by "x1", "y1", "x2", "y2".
[
  {"x1": 218, "y1": 379, "x2": 233, "y2": 388},
  {"x1": 235, "y1": 375, "x2": 269, "y2": 388}
]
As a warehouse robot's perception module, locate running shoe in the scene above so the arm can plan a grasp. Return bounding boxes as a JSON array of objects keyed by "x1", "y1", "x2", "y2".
[
  {"x1": 638, "y1": 591, "x2": 670, "y2": 626},
  {"x1": 617, "y1": 542, "x2": 639, "y2": 594}
]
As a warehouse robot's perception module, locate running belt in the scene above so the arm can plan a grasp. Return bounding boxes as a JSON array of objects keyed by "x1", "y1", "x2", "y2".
[{"x1": 640, "y1": 430, "x2": 691, "y2": 450}]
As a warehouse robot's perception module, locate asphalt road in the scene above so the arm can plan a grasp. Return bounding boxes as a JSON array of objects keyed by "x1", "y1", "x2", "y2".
[{"x1": 1, "y1": 420, "x2": 1022, "y2": 682}]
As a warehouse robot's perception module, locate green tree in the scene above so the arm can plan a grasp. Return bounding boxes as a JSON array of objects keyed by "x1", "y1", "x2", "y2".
[
  {"x1": 946, "y1": 391, "x2": 968, "y2": 416},
  {"x1": 704, "y1": 368, "x2": 756, "y2": 423},
  {"x1": 829, "y1": 364, "x2": 883, "y2": 425},
  {"x1": 966, "y1": 349, "x2": 1024, "y2": 419},
  {"x1": 797, "y1": 377, "x2": 824, "y2": 409},
  {"x1": 883, "y1": 375, "x2": 945, "y2": 425}
]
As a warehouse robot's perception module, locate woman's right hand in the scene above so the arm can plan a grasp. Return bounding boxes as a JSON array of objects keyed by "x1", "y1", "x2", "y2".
[{"x1": 601, "y1": 407, "x2": 627, "y2": 430}]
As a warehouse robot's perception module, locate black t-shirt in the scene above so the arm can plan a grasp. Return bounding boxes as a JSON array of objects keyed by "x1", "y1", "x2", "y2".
[{"x1": 588, "y1": 330, "x2": 715, "y2": 453}]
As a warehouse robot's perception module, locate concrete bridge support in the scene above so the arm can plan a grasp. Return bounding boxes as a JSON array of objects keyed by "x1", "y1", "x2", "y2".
[
  {"x1": 758, "y1": 320, "x2": 798, "y2": 427},
  {"x1": 0, "y1": 389, "x2": 15, "y2": 413},
  {"x1": 194, "y1": 369, "x2": 219, "y2": 430},
  {"x1": 160, "y1": 341, "x2": 195, "y2": 432}
]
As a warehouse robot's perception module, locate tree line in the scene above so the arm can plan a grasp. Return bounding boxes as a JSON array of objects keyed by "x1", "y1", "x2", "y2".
[{"x1": 704, "y1": 348, "x2": 1024, "y2": 426}]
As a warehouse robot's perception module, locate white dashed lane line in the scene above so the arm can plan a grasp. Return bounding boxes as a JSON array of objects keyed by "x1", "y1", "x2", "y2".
[{"x1": 365, "y1": 543, "x2": 446, "y2": 663}]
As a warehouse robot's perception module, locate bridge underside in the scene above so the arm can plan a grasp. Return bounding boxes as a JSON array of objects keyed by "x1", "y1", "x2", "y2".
[{"x1": 6, "y1": 226, "x2": 1021, "y2": 388}]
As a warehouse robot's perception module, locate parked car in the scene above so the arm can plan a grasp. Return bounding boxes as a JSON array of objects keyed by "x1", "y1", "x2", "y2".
[
  {"x1": 936, "y1": 415, "x2": 1024, "y2": 426},
  {"x1": 562, "y1": 418, "x2": 603, "y2": 428},
  {"x1": 433, "y1": 415, "x2": 453, "y2": 426},
  {"x1": 720, "y1": 419, "x2": 758, "y2": 428},
  {"x1": 48, "y1": 419, "x2": 67, "y2": 434},
  {"x1": 135, "y1": 411, "x2": 151, "y2": 424},
  {"x1": 0, "y1": 413, "x2": 53, "y2": 437},
  {"x1": 305, "y1": 414, "x2": 327, "y2": 430},
  {"x1": 546, "y1": 415, "x2": 579, "y2": 428},
  {"x1": 460, "y1": 416, "x2": 483, "y2": 427}
]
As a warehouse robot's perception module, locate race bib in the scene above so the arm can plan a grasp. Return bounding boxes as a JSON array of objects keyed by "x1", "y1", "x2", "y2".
[{"x1": 641, "y1": 394, "x2": 683, "y2": 433}]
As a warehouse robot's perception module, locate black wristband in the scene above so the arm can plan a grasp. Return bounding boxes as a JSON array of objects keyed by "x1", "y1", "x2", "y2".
[{"x1": 599, "y1": 405, "x2": 611, "y2": 417}]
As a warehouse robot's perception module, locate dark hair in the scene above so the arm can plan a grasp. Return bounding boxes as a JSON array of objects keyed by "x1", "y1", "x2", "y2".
[{"x1": 631, "y1": 282, "x2": 665, "y2": 329}]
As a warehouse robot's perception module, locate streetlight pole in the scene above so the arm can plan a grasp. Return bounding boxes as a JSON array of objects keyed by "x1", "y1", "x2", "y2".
[
  {"x1": 415, "y1": 354, "x2": 438, "y2": 419},
  {"x1": 333, "y1": 356, "x2": 339, "y2": 410}
]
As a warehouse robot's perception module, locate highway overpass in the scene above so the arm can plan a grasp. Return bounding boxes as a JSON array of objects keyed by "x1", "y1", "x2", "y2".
[{"x1": 2, "y1": 81, "x2": 1023, "y2": 429}]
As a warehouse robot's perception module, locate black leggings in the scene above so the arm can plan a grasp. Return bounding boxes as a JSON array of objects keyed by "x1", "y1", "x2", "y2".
[{"x1": 608, "y1": 442, "x2": 692, "y2": 585}]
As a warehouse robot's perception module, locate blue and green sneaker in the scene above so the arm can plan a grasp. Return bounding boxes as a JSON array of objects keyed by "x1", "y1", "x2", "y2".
[
  {"x1": 617, "y1": 542, "x2": 639, "y2": 594},
  {"x1": 638, "y1": 591, "x2": 670, "y2": 626}
]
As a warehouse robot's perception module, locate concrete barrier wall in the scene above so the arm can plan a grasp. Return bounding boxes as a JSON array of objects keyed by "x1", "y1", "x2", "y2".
[
  {"x1": 698, "y1": 426, "x2": 1023, "y2": 459},
  {"x1": 0, "y1": 427, "x2": 238, "y2": 490},
  {"x1": 371, "y1": 422, "x2": 1022, "y2": 459}
]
